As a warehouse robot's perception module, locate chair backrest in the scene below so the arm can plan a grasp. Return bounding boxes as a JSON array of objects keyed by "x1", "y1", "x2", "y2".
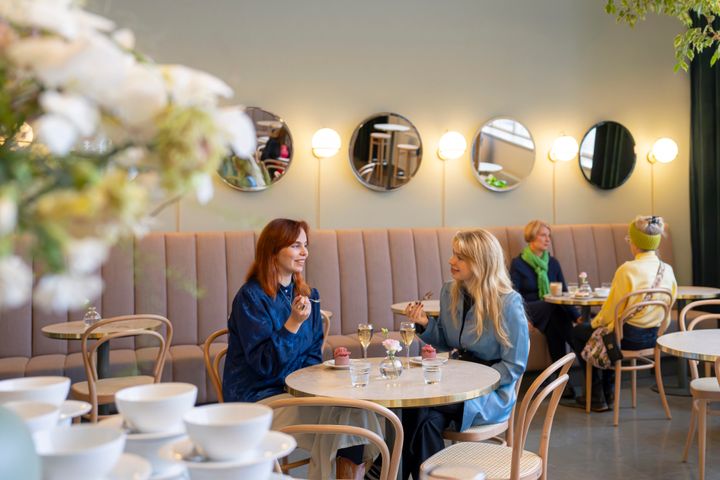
[
  {"x1": 202, "y1": 327, "x2": 228, "y2": 403},
  {"x1": 510, "y1": 352, "x2": 574, "y2": 480},
  {"x1": 80, "y1": 314, "x2": 172, "y2": 421},
  {"x1": 505, "y1": 373, "x2": 523, "y2": 448},
  {"x1": 612, "y1": 288, "x2": 673, "y2": 342},
  {"x1": 265, "y1": 396, "x2": 403, "y2": 480},
  {"x1": 679, "y1": 300, "x2": 720, "y2": 379}
]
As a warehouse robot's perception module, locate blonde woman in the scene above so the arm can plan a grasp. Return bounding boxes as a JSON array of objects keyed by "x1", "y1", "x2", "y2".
[
  {"x1": 403, "y1": 229, "x2": 529, "y2": 480},
  {"x1": 570, "y1": 215, "x2": 677, "y2": 412}
]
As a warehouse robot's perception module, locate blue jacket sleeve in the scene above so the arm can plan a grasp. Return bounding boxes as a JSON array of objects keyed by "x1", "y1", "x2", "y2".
[
  {"x1": 419, "y1": 315, "x2": 450, "y2": 351},
  {"x1": 491, "y1": 292, "x2": 530, "y2": 386},
  {"x1": 230, "y1": 287, "x2": 305, "y2": 378}
]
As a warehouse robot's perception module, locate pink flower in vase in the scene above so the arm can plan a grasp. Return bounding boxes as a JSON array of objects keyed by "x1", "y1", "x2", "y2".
[{"x1": 382, "y1": 339, "x2": 402, "y2": 356}]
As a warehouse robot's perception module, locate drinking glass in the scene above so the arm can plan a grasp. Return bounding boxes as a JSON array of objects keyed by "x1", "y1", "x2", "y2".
[
  {"x1": 567, "y1": 282, "x2": 578, "y2": 296},
  {"x1": 400, "y1": 321, "x2": 416, "y2": 367},
  {"x1": 601, "y1": 282, "x2": 611, "y2": 289},
  {"x1": 357, "y1": 324, "x2": 373, "y2": 359},
  {"x1": 349, "y1": 360, "x2": 371, "y2": 388},
  {"x1": 422, "y1": 359, "x2": 443, "y2": 384}
]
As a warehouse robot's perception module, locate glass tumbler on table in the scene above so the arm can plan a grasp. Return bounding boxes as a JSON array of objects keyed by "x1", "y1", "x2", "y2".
[
  {"x1": 357, "y1": 323, "x2": 374, "y2": 359},
  {"x1": 422, "y1": 359, "x2": 443, "y2": 384},
  {"x1": 349, "y1": 360, "x2": 371, "y2": 388},
  {"x1": 567, "y1": 282, "x2": 578, "y2": 296},
  {"x1": 400, "y1": 321, "x2": 416, "y2": 367}
]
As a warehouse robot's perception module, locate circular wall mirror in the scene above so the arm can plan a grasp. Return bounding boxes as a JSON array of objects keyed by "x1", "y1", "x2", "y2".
[
  {"x1": 349, "y1": 112, "x2": 423, "y2": 191},
  {"x1": 579, "y1": 121, "x2": 636, "y2": 190},
  {"x1": 217, "y1": 107, "x2": 293, "y2": 192},
  {"x1": 471, "y1": 118, "x2": 535, "y2": 192}
]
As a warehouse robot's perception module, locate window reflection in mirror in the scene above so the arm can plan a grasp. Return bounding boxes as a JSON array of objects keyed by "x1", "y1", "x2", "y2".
[
  {"x1": 579, "y1": 121, "x2": 636, "y2": 190},
  {"x1": 217, "y1": 107, "x2": 293, "y2": 192},
  {"x1": 349, "y1": 112, "x2": 423, "y2": 191},
  {"x1": 472, "y1": 118, "x2": 535, "y2": 192}
]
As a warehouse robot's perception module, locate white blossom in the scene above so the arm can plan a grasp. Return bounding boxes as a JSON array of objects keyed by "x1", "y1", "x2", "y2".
[
  {"x1": 111, "y1": 28, "x2": 135, "y2": 50},
  {"x1": 193, "y1": 173, "x2": 214, "y2": 205},
  {"x1": 39, "y1": 90, "x2": 99, "y2": 137},
  {"x1": 66, "y1": 238, "x2": 110, "y2": 275},
  {"x1": 0, "y1": 255, "x2": 32, "y2": 309},
  {"x1": 161, "y1": 65, "x2": 233, "y2": 107},
  {"x1": 34, "y1": 113, "x2": 78, "y2": 155},
  {"x1": 34, "y1": 273, "x2": 103, "y2": 313},
  {"x1": 105, "y1": 63, "x2": 168, "y2": 129},
  {"x1": 215, "y1": 107, "x2": 256, "y2": 158},
  {"x1": 0, "y1": 195, "x2": 17, "y2": 236}
]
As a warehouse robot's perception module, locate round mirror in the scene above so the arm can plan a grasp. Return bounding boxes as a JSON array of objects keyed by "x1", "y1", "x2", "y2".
[
  {"x1": 217, "y1": 107, "x2": 293, "y2": 192},
  {"x1": 349, "y1": 112, "x2": 423, "y2": 191},
  {"x1": 471, "y1": 118, "x2": 535, "y2": 192},
  {"x1": 579, "y1": 121, "x2": 636, "y2": 190}
]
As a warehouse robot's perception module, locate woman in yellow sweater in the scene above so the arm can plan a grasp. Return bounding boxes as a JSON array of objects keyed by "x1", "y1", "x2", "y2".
[{"x1": 570, "y1": 215, "x2": 677, "y2": 412}]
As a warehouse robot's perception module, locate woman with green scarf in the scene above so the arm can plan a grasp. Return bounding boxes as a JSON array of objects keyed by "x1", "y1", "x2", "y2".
[{"x1": 509, "y1": 220, "x2": 579, "y2": 365}]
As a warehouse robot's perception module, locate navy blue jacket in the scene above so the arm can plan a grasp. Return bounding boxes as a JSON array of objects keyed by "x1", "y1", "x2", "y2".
[{"x1": 222, "y1": 278, "x2": 323, "y2": 402}]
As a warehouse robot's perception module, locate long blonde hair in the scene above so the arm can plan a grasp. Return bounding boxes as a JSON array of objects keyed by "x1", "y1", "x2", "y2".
[{"x1": 449, "y1": 229, "x2": 514, "y2": 346}]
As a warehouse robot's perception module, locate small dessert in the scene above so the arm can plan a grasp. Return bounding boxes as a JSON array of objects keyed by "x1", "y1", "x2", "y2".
[
  {"x1": 333, "y1": 347, "x2": 350, "y2": 366},
  {"x1": 421, "y1": 344, "x2": 437, "y2": 360}
]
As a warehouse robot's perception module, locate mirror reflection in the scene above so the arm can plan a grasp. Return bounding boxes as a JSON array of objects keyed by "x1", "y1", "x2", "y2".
[
  {"x1": 217, "y1": 107, "x2": 293, "y2": 192},
  {"x1": 471, "y1": 118, "x2": 535, "y2": 192},
  {"x1": 349, "y1": 113, "x2": 423, "y2": 191},
  {"x1": 579, "y1": 121, "x2": 636, "y2": 190}
]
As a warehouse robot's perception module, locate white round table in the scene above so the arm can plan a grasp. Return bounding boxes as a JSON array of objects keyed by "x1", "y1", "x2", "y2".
[
  {"x1": 657, "y1": 330, "x2": 720, "y2": 363},
  {"x1": 543, "y1": 294, "x2": 606, "y2": 322},
  {"x1": 390, "y1": 300, "x2": 440, "y2": 317}
]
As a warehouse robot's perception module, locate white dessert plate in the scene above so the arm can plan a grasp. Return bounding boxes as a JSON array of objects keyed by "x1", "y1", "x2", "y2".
[
  {"x1": 410, "y1": 356, "x2": 449, "y2": 366},
  {"x1": 58, "y1": 400, "x2": 92, "y2": 422},
  {"x1": 149, "y1": 464, "x2": 187, "y2": 480},
  {"x1": 322, "y1": 359, "x2": 350, "y2": 370},
  {"x1": 594, "y1": 291, "x2": 610, "y2": 298},
  {"x1": 107, "y1": 453, "x2": 152, "y2": 480},
  {"x1": 159, "y1": 431, "x2": 296, "y2": 468},
  {"x1": 101, "y1": 414, "x2": 185, "y2": 440}
]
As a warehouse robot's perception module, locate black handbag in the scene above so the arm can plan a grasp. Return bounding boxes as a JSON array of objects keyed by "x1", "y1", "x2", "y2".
[{"x1": 601, "y1": 331, "x2": 623, "y2": 363}]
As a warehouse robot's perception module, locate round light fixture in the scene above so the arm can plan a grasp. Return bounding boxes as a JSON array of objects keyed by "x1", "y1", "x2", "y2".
[
  {"x1": 311, "y1": 128, "x2": 341, "y2": 159},
  {"x1": 437, "y1": 131, "x2": 467, "y2": 160},
  {"x1": 548, "y1": 135, "x2": 578, "y2": 162}
]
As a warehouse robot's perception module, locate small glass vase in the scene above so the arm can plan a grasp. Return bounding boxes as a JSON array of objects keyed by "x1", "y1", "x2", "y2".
[
  {"x1": 576, "y1": 279, "x2": 593, "y2": 298},
  {"x1": 379, "y1": 355, "x2": 403, "y2": 379}
]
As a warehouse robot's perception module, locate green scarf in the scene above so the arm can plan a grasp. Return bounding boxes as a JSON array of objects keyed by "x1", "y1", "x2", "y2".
[{"x1": 521, "y1": 246, "x2": 550, "y2": 298}]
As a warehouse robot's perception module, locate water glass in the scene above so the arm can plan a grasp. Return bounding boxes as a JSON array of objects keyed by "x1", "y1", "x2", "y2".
[
  {"x1": 601, "y1": 282, "x2": 611, "y2": 289},
  {"x1": 349, "y1": 361, "x2": 371, "y2": 388},
  {"x1": 566, "y1": 282, "x2": 578, "y2": 296},
  {"x1": 422, "y1": 359, "x2": 443, "y2": 385},
  {"x1": 549, "y1": 282, "x2": 563, "y2": 296}
]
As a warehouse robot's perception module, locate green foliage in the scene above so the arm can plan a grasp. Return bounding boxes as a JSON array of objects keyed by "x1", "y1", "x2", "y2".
[{"x1": 605, "y1": 0, "x2": 720, "y2": 71}]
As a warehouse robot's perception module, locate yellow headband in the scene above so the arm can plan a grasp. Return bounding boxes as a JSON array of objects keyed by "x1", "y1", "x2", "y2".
[{"x1": 628, "y1": 221, "x2": 661, "y2": 251}]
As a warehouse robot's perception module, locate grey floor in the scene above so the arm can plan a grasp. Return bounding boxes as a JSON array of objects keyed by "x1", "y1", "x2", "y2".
[{"x1": 288, "y1": 362, "x2": 718, "y2": 479}]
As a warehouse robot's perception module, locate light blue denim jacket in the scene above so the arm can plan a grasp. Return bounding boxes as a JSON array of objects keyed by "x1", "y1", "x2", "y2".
[{"x1": 420, "y1": 282, "x2": 529, "y2": 431}]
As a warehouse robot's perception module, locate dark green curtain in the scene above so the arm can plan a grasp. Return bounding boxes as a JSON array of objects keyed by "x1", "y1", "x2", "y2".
[
  {"x1": 590, "y1": 123, "x2": 634, "y2": 189},
  {"x1": 690, "y1": 14, "x2": 720, "y2": 287}
]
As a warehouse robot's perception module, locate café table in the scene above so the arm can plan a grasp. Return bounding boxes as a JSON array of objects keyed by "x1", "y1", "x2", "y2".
[
  {"x1": 286, "y1": 357, "x2": 500, "y2": 479},
  {"x1": 543, "y1": 293, "x2": 606, "y2": 323},
  {"x1": 390, "y1": 300, "x2": 440, "y2": 317}
]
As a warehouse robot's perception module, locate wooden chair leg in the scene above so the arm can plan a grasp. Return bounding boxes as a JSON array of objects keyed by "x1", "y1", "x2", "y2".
[
  {"x1": 630, "y1": 359, "x2": 637, "y2": 408},
  {"x1": 682, "y1": 400, "x2": 697, "y2": 462},
  {"x1": 654, "y1": 348, "x2": 671, "y2": 420},
  {"x1": 585, "y1": 362, "x2": 592, "y2": 414},
  {"x1": 613, "y1": 361, "x2": 622, "y2": 426},
  {"x1": 698, "y1": 399, "x2": 707, "y2": 480}
]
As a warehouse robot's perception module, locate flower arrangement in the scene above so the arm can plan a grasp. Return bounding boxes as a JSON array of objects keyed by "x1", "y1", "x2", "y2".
[
  {"x1": 0, "y1": 0, "x2": 255, "y2": 312},
  {"x1": 578, "y1": 272, "x2": 588, "y2": 283},
  {"x1": 380, "y1": 328, "x2": 403, "y2": 379}
]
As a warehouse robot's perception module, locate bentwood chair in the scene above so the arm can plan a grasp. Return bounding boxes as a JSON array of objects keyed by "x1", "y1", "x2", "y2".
[
  {"x1": 421, "y1": 353, "x2": 574, "y2": 480},
  {"x1": 71, "y1": 314, "x2": 172, "y2": 423},
  {"x1": 678, "y1": 300, "x2": 720, "y2": 480},
  {"x1": 584, "y1": 288, "x2": 673, "y2": 426},
  {"x1": 266, "y1": 396, "x2": 403, "y2": 480},
  {"x1": 443, "y1": 374, "x2": 523, "y2": 447}
]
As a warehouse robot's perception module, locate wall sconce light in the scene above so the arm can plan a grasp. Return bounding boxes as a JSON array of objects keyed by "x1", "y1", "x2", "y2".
[
  {"x1": 311, "y1": 128, "x2": 341, "y2": 159},
  {"x1": 647, "y1": 137, "x2": 678, "y2": 215},
  {"x1": 437, "y1": 131, "x2": 467, "y2": 227},
  {"x1": 311, "y1": 128, "x2": 341, "y2": 229},
  {"x1": 548, "y1": 135, "x2": 578, "y2": 225}
]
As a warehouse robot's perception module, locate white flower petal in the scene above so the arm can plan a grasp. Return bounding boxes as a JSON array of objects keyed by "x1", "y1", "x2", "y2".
[
  {"x1": 0, "y1": 195, "x2": 17, "y2": 236},
  {"x1": 66, "y1": 238, "x2": 109, "y2": 275},
  {"x1": 0, "y1": 255, "x2": 32, "y2": 309},
  {"x1": 35, "y1": 114, "x2": 78, "y2": 155},
  {"x1": 111, "y1": 28, "x2": 135, "y2": 50},
  {"x1": 216, "y1": 107, "x2": 256, "y2": 158},
  {"x1": 193, "y1": 173, "x2": 214, "y2": 205},
  {"x1": 105, "y1": 64, "x2": 168, "y2": 129},
  {"x1": 39, "y1": 90, "x2": 99, "y2": 137},
  {"x1": 34, "y1": 273, "x2": 103, "y2": 313},
  {"x1": 161, "y1": 64, "x2": 233, "y2": 106}
]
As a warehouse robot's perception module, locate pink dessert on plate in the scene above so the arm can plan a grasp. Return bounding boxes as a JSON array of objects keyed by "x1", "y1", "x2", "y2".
[
  {"x1": 333, "y1": 347, "x2": 350, "y2": 366},
  {"x1": 421, "y1": 344, "x2": 437, "y2": 360}
]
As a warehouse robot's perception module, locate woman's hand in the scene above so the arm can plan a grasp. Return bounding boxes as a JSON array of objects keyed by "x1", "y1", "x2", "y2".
[
  {"x1": 285, "y1": 295, "x2": 312, "y2": 333},
  {"x1": 404, "y1": 301, "x2": 429, "y2": 327}
]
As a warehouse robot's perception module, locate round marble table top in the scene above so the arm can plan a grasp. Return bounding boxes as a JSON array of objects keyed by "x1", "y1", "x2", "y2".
[
  {"x1": 41, "y1": 319, "x2": 162, "y2": 340},
  {"x1": 285, "y1": 357, "x2": 500, "y2": 408},
  {"x1": 677, "y1": 286, "x2": 720, "y2": 300},
  {"x1": 543, "y1": 294, "x2": 606, "y2": 307},
  {"x1": 656, "y1": 330, "x2": 720, "y2": 362},
  {"x1": 374, "y1": 123, "x2": 411, "y2": 132},
  {"x1": 390, "y1": 300, "x2": 440, "y2": 316}
]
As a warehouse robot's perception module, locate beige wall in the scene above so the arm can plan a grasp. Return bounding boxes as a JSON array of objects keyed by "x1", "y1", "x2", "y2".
[{"x1": 91, "y1": 0, "x2": 692, "y2": 283}]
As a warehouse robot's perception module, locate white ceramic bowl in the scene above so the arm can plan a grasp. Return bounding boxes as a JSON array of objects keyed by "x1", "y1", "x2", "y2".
[
  {"x1": 116, "y1": 382, "x2": 197, "y2": 433},
  {"x1": 595, "y1": 287, "x2": 611, "y2": 297},
  {"x1": 3, "y1": 401, "x2": 60, "y2": 433},
  {"x1": 33, "y1": 425, "x2": 126, "y2": 480},
  {"x1": 0, "y1": 377, "x2": 70, "y2": 406},
  {"x1": 183, "y1": 403, "x2": 272, "y2": 461}
]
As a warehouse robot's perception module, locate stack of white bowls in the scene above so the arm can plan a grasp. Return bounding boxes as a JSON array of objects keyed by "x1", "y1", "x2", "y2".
[
  {"x1": 102, "y1": 382, "x2": 198, "y2": 479},
  {"x1": 159, "y1": 403, "x2": 296, "y2": 480}
]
